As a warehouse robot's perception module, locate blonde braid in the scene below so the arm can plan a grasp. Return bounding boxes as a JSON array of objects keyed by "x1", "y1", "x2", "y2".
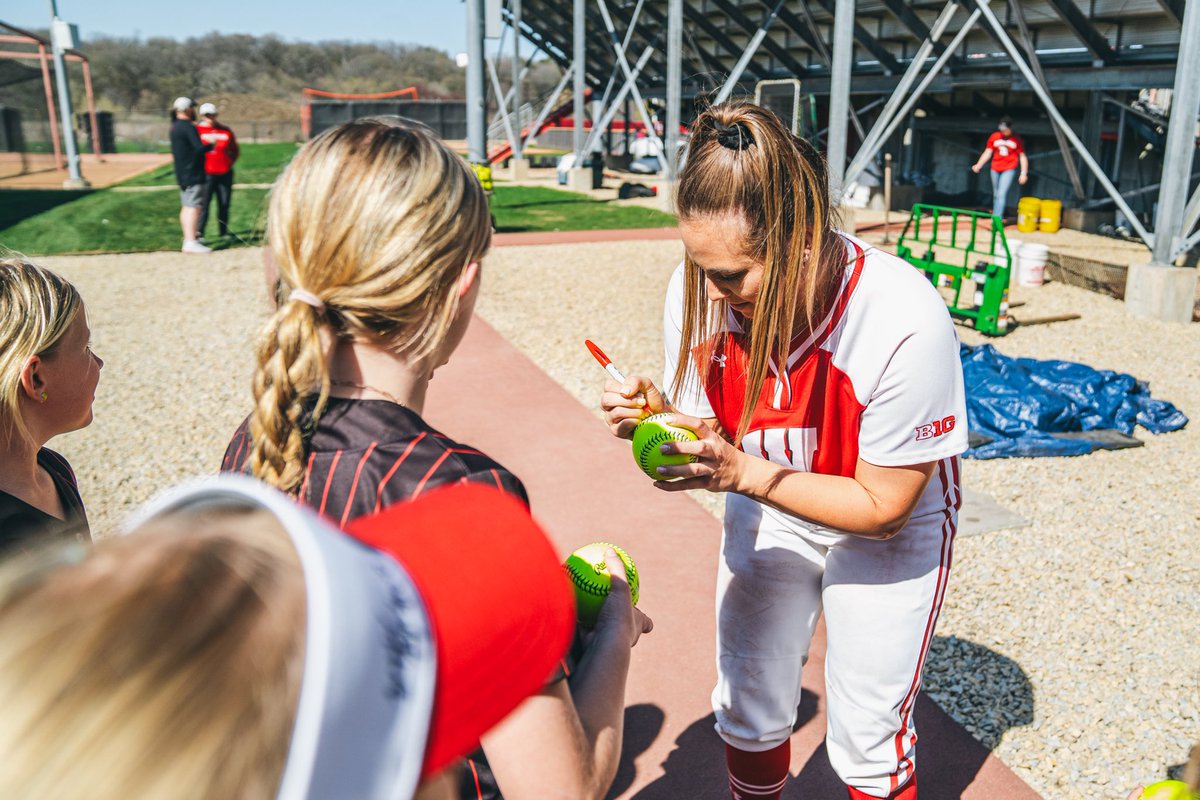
[{"x1": 248, "y1": 302, "x2": 328, "y2": 495}]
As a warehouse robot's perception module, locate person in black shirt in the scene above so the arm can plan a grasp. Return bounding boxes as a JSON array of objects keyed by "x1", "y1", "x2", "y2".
[
  {"x1": 222, "y1": 118, "x2": 652, "y2": 800},
  {"x1": 169, "y1": 96, "x2": 213, "y2": 255},
  {"x1": 0, "y1": 259, "x2": 101, "y2": 555}
]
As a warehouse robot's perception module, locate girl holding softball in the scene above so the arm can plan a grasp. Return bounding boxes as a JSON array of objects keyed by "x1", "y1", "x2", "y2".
[
  {"x1": 600, "y1": 103, "x2": 967, "y2": 800},
  {"x1": 222, "y1": 117, "x2": 651, "y2": 800}
]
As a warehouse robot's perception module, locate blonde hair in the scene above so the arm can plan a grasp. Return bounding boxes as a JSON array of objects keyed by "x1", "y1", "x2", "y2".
[
  {"x1": 0, "y1": 257, "x2": 82, "y2": 444},
  {"x1": 250, "y1": 117, "x2": 493, "y2": 493},
  {"x1": 673, "y1": 103, "x2": 846, "y2": 442},
  {"x1": 0, "y1": 506, "x2": 305, "y2": 800}
]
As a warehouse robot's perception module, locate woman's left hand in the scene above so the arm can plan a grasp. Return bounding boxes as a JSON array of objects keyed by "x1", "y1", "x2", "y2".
[{"x1": 651, "y1": 413, "x2": 752, "y2": 494}]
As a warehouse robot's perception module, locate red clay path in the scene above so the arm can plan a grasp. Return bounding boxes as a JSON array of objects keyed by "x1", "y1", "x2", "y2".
[{"x1": 426, "y1": 314, "x2": 1041, "y2": 800}]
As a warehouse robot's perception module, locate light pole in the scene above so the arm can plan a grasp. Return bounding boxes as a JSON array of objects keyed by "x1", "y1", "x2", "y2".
[{"x1": 47, "y1": 0, "x2": 86, "y2": 188}]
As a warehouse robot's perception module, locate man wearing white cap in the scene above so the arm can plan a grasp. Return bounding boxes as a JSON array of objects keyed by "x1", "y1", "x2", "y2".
[
  {"x1": 169, "y1": 96, "x2": 213, "y2": 254},
  {"x1": 196, "y1": 102, "x2": 240, "y2": 241}
]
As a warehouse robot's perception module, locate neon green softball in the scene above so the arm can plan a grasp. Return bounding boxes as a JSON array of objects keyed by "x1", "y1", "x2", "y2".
[
  {"x1": 563, "y1": 542, "x2": 639, "y2": 628},
  {"x1": 631, "y1": 413, "x2": 698, "y2": 479}
]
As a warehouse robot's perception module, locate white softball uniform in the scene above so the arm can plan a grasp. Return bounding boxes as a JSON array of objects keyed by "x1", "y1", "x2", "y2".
[{"x1": 663, "y1": 234, "x2": 968, "y2": 798}]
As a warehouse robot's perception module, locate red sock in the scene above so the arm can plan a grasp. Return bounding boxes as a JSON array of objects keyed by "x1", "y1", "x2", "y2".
[
  {"x1": 726, "y1": 741, "x2": 790, "y2": 800},
  {"x1": 847, "y1": 773, "x2": 917, "y2": 800}
]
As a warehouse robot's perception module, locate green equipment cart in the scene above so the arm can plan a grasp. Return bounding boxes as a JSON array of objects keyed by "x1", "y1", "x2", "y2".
[{"x1": 895, "y1": 204, "x2": 1013, "y2": 336}]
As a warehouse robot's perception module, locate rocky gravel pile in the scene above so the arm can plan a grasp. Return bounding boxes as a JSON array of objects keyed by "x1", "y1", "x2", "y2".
[{"x1": 35, "y1": 236, "x2": 1199, "y2": 799}]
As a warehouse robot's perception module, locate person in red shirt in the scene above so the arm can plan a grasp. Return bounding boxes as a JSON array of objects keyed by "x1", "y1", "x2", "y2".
[
  {"x1": 971, "y1": 116, "x2": 1028, "y2": 220},
  {"x1": 196, "y1": 102, "x2": 240, "y2": 240}
]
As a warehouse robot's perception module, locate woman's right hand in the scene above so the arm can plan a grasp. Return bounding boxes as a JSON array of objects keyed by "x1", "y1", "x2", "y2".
[{"x1": 599, "y1": 376, "x2": 668, "y2": 440}]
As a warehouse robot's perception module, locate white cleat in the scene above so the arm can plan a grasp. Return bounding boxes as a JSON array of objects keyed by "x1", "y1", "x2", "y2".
[{"x1": 182, "y1": 240, "x2": 213, "y2": 254}]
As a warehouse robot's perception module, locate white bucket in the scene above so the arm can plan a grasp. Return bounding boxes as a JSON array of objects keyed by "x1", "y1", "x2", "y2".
[
  {"x1": 998, "y1": 238, "x2": 1021, "y2": 288},
  {"x1": 1016, "y1": 242, "x2": 1049, "y2": 287}
]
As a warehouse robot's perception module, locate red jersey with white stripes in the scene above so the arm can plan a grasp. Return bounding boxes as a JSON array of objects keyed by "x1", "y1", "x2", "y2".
[
  {"x1": 221, "y1": 397, "x2": 527, "y2": 525},
  {"x1": 664, "y1": 234, "x2": 967, "y2": 538}
]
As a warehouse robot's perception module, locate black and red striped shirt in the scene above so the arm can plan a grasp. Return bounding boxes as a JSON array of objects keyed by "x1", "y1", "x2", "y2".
[
  {"x1": 221, "y1": 397, "x2": 528, "y2": 522},
  {"x1": 222, "y1": 397, "x2": 531, "y2": 800}
]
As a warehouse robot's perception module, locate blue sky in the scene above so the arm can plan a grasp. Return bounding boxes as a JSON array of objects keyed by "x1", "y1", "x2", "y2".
[{"x1": 4, "y1": 0, "x2": 468, "y2": 55}]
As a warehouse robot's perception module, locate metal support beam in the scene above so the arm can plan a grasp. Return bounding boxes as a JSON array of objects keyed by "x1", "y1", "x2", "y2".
[
  {"x1": 646, "y1": 3, "x2": 727, "y2": 80},
  {"x1": 879, "y1": 0, "x2": 954, "y2": 64},
  {"x1": 714, "y1": 0, "x2": 791, "y2": 104},
  {"x1": 811, "y1": 0, "x2": 901, "y2": 74},
  {"x1": 486, "y1": 57, "x2": 519, "y2": 156},
  {"x1": 783, "y1": 1, "x2": 867, "y2": 140},
  {"x1": 1152, "y1": 0, "x2": 1200, "y2": 263},
  {"x1": 666, "y1": 0, "x2": 682, "y2": 180},
  {"x1": 827, "y1": 0, "x2": 855, "y2": 194},
  {"x1": 609, "y1": 1, "x2": 706, "y2": 82},
  {"x1": 594, "y1": 0, "x2": 645, "y2": 121},
  {"x1": 513, "y1": 18, "x2": 570, "y2": 71},
  {"x1": 596, "y1": 0, "x2": 665, "y2": 159},
  {"x1": 772, "y1": 5, "x2": 829, "y2": 55},
  {"x1": 511, "y1": 0, "x2": 523, "y2": 161},
  {"x1": 1009, "y1": 0, "x2": 1085, "y2": 199},
  {"x1": 1155, "y1": 0, "x2": 1185, "y2": 24},
  {"x1": 573, "y1": 0, "x2": 586, "y2": 161},
  {"x1": 466, "y1": 0, "x2": 487, "y2": 163},
  {"x1": 973, "y1": 0, "x2": 1153, "y2": 245},
  {"x1": 523, "y1": 63, "x2": 573, "y2": 150},
  {"x1": 843, "y1": 1, "x2": 963, "y2": 189},
  {"x1": 1179, "y1": 183, "x2": 1200, "y2": 245},
  {"x1": 678, "y1": 3, "x2": 760, "y2": 81},
  {"x1": 707, "y1": 0, "x2": 809, "y2": 80},
  {"x1": 1080, "y1": 90, "x2": 1104, "y2": 199},
  {"x1": 537, "y1": 2, "x2": 618, "y2": 81},
  {"x1": 47, "y1": 1, "x2": 83, "y2": 186},
  {"x1": 1043, "y1": 0, "x2": 1115, "y2": 64},
  {"x1": 583, "y1": 45, "x2": 656, "y2": 154}
]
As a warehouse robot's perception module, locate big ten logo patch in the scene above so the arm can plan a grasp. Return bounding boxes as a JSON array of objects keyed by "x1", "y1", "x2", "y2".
[
  {"x1": 740, "y1": 427, "x2": 818, "y2": 470},
  {"x1": 915, "y1": 416, "x2": 956, "y2": 441}
]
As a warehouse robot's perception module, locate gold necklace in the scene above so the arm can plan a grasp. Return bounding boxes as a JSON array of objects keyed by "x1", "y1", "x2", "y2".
[{"x1": 330, "y1": 380, "x2": 406, "y2": 407}]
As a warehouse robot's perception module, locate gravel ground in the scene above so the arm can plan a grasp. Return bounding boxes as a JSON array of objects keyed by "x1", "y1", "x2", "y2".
[{"x1": 32, "y1": 237, "x2": 1199, "y2": 799}]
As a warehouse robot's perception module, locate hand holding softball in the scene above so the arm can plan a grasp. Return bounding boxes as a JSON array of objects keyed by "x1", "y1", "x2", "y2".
[
  {"x1": 600, "y1": 376, "x2": 668, "y2": 440},
  {"x1": 592, "y1": 547, "x2": 654, "y2": 648},
  {"x1": 649, "y1": 413, "x2": 752, "y2": 494}
]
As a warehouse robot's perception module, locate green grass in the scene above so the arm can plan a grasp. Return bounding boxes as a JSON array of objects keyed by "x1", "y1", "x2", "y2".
[
  {"x1": 491, "y1": 185, "x2": 675, "y2": 232},
  {"x1": 0, "y1": 188, "x2": 269, "y2": 254},
  {"x1": 0, "y1": 179, "x2": 674, "y2": 256},
  {"x1": 120, "y1": 142, "x2": 301, "y2": 186}
]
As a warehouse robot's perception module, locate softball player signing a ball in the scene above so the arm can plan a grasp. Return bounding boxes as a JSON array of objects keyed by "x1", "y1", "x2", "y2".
[
  {"x1": 222, "y1": 118, "x2": 651, "y2": 800},
  {"x1": 600, "y1": 103, "x2": 967, "y2": 800}
]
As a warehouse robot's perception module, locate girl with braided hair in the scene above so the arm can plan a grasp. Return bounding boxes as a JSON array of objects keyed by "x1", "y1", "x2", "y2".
[
  {"x1": 222, "y1": 117, "x2": 651, "y2": 800},
  {"x1": 600, "y1": 103, "x2": 967, "y2": 799}
]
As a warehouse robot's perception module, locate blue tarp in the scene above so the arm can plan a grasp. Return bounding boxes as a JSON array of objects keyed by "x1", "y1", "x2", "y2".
[{"x1": 961, "y1": 344, "x2": 1188, "y2": 459}]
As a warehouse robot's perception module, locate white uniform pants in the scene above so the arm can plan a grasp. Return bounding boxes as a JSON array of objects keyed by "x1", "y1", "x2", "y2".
[{"x1": 712, "y1": 497, "x2": 957, "y2": 798}]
